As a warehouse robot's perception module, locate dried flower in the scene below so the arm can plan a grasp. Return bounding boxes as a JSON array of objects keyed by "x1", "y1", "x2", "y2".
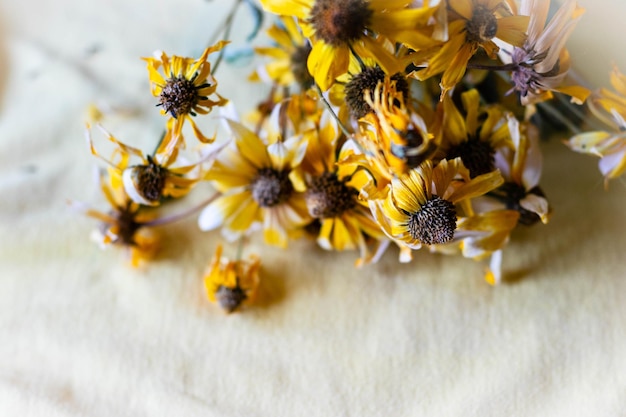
[
  {"x1": 502, "y1": 0, "x2": 589, "y2": 105},
  {"x1": 415, "y1": 0, "x2": 529, "y2": 97},
  {"x1": 198, "y1": 119, "x2": 310, "y2": 247},
  {"x1": 368, "y1": 158, "x2": 504, "y2": 261},
  {"x1": 87, "y1": 124, "x2": 207, "y2": 206},
  {"x1": 204, "y1": 244, "x2": 261, "y2": 313},
  {"x1": 144, "y1": 41, "x2": 229, "y2": 144},
  {"x1": 567, "y1": 66, "x2": 626, "y2": 187},
  {"x1": 258, "y1": 0, "x2": 434, "y2": 90}
]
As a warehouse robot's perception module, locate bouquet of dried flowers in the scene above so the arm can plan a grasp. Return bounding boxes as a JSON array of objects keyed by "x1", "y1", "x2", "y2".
[{"x1": 71, "y1": 0, "x2": 625, "y2": 313}]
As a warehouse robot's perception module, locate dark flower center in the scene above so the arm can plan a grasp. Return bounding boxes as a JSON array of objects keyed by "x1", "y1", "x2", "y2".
[
  {"x1": 407, "y1": 195, "x2": 457, "y2": 245},
  {"x1": 447, "y1": 138, "x2": 495, "y2": 178},
  {"x1": 290, "y1": 44, "x2": 314, "y2": 90},
  {"x1": 489, "y1": 182, "x2": 544, "y2": 226},
  {"x1": 345, "y1": 66, "x2": 409, "y2": 119},
  {"x1": 465, "y1": 5, "x2": 498, "y2": 43},
  {"x1": 309, "y1": 0, "x2": 372, "y2": 46},
  {"x1": 158, "y1": 76, "x2": 199, "y2": 118},
  {"x1": 132, "y1": 157, "x2": 167, "y2": 203},
  {"x1": 305, "y1": 172, "x2": 357, "y2": 219},
  {"x1": 103, "y1": 204, "x2": 141, "y2": 246},
  {"x1": 390, "y1": 128, "x2": 437, "y2": 170},
  {"x1": 250, "y1": 168, "x2": 294, "y2": 208},
  {"x1": 216, "y1": 285, "x2": 247, "y2": 313}
]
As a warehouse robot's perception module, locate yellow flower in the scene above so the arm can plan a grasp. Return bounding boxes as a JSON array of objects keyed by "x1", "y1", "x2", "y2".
[
  {"x1": 259, "y1": 0, "x2": 436, "y2": 90},
  {"x1": 360, "y1": 77, "x2": 438, "y2": 178},
  {"x1": 250, "y1": 17, "x2": 314, "y2": 90},
  {"x1": 299, "y1": 112, "x2": 388, "y2": 266},
  {"x1": 567, "y1": 67, "x2": 626, "y2": 187},
  {"x1": 87, "y1": 124, "x2": 209, "y2": 206},
  {"x1": 143, "y1": 41, "x2": 229, "y2": 144},
  {"x1": 368, "y1": 158, "x2": 504, "y2": 258},
  {"x1": 204, "y1": 244, "x2": 261, "y2": 314},
  {"x1": 438, "y1": 89, "x2": 513, "y2": 178},
  {"x1": 415, "y1": 0, "x2": 529, "y2": 97},
  {"x1": 70, "y1": 170, "x2": 159, "y2": 267},
  {"x1": 502, "y1": 0, "x2": 588, "y2": 105},
  {"x1": 198, "y1": 119, "x2": 311, "y2": 248}
]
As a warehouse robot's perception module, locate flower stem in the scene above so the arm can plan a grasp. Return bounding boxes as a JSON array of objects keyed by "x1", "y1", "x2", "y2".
[{"x1": 142, "y1": 192, "x2": 221, "y2": 227}]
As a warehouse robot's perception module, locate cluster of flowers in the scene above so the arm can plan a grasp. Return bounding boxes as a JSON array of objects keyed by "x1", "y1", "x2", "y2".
[{"x1": 74, "y1": 0, "x2": 626, "y2": 313}]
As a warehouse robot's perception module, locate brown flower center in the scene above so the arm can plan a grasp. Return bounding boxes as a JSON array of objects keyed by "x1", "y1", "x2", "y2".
[
  {"x1": 250, "y1": 168, "x2": 294, "y2": 208},
  {"x1": 131, "y1": 156, "x2": 167, "y2": 203},
  {"x1": 309, "y1": 0, "x2": 372, "y2": 46},
  {"x1": 290, "y1": 44, "x2": 314, "y2": 90},
  {"x1": 407, "y1": 195, "x2": 457, "y2": 245},
  {"x1": 158, "y1": 76, "x2": 199, "y2": 118},
  {"x1": 305, "y1": 172, "x2": 357, "y2": 219},
  {"x1": 103, "y1": 204, "x2": 141, "y2": 246},
  {"x1": 447, "y1": 138, "x2": 495, "y2": 178},
  {"x1": 465, "y1": 5, "x2": 498, "y2": 43},
  {"x1": 345, "y1": 66, "x2": 409, "y2": 119},
  {"x1": 216, "y1": 285, "x2": 247, "y2": 313}
]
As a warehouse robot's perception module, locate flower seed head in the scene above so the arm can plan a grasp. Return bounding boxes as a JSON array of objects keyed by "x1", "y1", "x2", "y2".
[
  {"x1": 290, "y1": 44, "x2": 314, "y2": 90},
  {"x1": 309, "y1": 0, "x2": 372, "y2": 46},
  {"x1": 127, "y1": 157, "x2": 167, "y2": 204},
  {"x1": 408, "y1": 195, "x2": 457, "y2": 245},
  {"x1": 216, "y1": 285, "x2": 247, "y2": 313},
  {"x1": 305, "y1": 172, "x2": 357, "y2": 219},
  {"x1": 158, "y1": 76, "x2": 199, "y2": 118},
  {"x1": 345, "y1": 66, "x2": 409, "y2": 119},
  {"x1": 466, "y1": 5, "x2": 498, "y2": 43},
  {"x1": 251, "y1": 168, "x2": 294, "y2": 208},
  {"x1": 447, "y1": 138, "x2": 495, "y2": 178}
]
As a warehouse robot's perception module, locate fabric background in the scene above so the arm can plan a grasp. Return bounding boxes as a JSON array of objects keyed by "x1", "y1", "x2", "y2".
[{"x1": 1, "y1": 0, "x2": 625, "y2": 416}]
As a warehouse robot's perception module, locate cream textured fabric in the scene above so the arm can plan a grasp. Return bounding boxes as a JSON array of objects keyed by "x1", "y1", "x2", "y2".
[{"x1": 1, "y1": 1, "x2": 626, "y2": 416}]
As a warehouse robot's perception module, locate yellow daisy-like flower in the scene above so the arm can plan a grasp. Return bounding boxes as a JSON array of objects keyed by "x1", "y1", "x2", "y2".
[
  {"x1": 87, "y1": 124, "x2": 209, "y2": 206},
  {"x1": 368, "y1": 158, "x2": 504, "y2": 253},
  {"x1": 567, "y1": 66, "x2": 626, "y2": 187},
  {"x1": 438, "y1": 89, "x2": 513, "y2": 178},
  {"x1": 204, "y1": 244, "x2": 261, "y2": 314},
  {"x1": 70, "y1": 170, "x2": 159, "y2": 267},
  {"x1": 259, "y1": 0, "x2": 437, "y2": 91},
  {"x1": 299, "y1": 112, "x2": 387, "y2": 266},
  {"x1": 198, "y1": 119, "x2": 311, "y2": 248},
  {"x1": 415, "y1": 0, "x2": 529, "y2": 97},
  {"x1": 250, "y1": 16, "x2": 314, "y2": 90},
  {"x1": 143, "y1": 41, "x2": 229, "y2": 144}
]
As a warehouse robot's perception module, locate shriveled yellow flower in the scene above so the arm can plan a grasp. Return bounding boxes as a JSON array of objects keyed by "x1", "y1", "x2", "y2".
[
  {"x1": 198, "y1": 119, "x2": 310, "y2": 248},
  {"x1": 143, "y1": 41, "x2": 229, "y2": 144},
  {"x1": 204, "y1": 244, "x2": 261, "y2": 314},
  {"x1": 438, "y1": 89, "x2": 513, "y2": 178},
  {"x1": 259, "y1": 0, "x2": 437, "y2": 90},
  {"x1": 70, "y1": 170, "x2": 159, "y2": 267},
  {"x1": 250, "y1": 16, "x2": 314, "y2": 90},
  {"x1": 360, "y1": 77, "x2": 438, "y2": 178},
  {"x1": 368, "y1": 158, "x2": 504, "y2": 258},
  {"x1": 299, "y1": 112, "x2": 387, "y2": 266},
  {"x1": 87, "y1": 124, "x2": 208, "y2": 206},
  {"x1": 415, "y1": 0, "x2": 529, "y2": 97}
]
